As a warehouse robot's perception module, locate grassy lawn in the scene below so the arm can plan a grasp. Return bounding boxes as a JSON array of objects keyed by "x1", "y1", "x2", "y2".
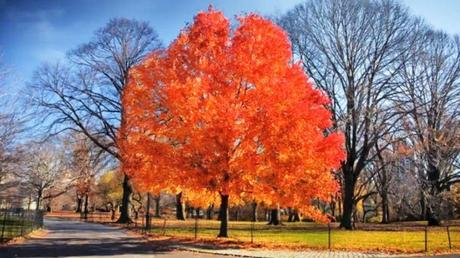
[
  {"x1": 0, "y1": 217, "x2": 38, "y2": 242},
  {"x1": 145, "y1": 219, "x2": 460, "y2": 253}
]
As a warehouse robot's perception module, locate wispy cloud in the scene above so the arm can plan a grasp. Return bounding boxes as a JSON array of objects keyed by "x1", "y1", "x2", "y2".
[
  {"x1": 34, "y1": 48, "x2": 65, "y2": 63},
  {"x1": 4, "y1": 6, "x2": 65, "y2": 22}
]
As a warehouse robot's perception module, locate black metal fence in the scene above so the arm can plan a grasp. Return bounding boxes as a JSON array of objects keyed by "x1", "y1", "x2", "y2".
[
  {"x1": 0, "y1": 209, "x2": 44, "y2": 243},
  {"x1": 79, "y1": 212, "x2": 460, "y2": 254}
]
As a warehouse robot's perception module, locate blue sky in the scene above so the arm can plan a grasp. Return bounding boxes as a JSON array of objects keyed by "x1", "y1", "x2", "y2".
[{"x1": 1, "y1": 0, "x2": 459, "y2": 91}]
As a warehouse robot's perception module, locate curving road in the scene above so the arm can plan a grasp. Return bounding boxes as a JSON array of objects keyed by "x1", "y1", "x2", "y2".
[{"x1": 0, "y1": 218, "x2": 229, "y2": 258}]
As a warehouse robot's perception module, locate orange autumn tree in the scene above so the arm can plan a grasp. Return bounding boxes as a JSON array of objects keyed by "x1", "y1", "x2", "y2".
[{"x1": 119, "y1": 8, "x2": 345, "y2": 237}]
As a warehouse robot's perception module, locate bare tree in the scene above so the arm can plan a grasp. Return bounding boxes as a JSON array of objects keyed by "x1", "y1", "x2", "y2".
[
  {"x1": 20, "y1": 142, "x2": 74, "y2": 211},
  {"x1": 65, "y1": 132, "x2": 110, "y2": 217},
  {"x1": 396, "y1": 30, "x2": 460, "y2": 225},
  {"x1": 279, "y1": 0, "x2": 419, "y2": 229},
  {"x1": 29, "y1": 18, "x2": 162, "y2": 222},
  {"x1": 0, "y1": 54, "x2": 26, "y2": 206},
  {"x1": 369, "y1": 135, "x2": 410, "y2": 223}
]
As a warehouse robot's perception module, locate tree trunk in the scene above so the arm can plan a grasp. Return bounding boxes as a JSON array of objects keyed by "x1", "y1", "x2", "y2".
[
  {"x1": 175, "y1": 192, "x2": 186, "y2": 220},
  {"x1": 251, "y1": 202, "x2": 258, "y2": 222},
  {"x1": 330, "y1": 199, "x2": 336, "y2": 218},
  {"x1": 268, "y1": 205, "x2": 281, "y2": 225},
  {"x1": 186, "y1": 206, "x2": 192, "y2": 218},
  {"x1": 234, "y1": 208, "x2": 239, "y2": 221},
  {"x1": 288, "y1": 208, "x2": 294, "y2": 222},
  {"x1": 206, "y1": 204, "x2": 214, "y2": 220},
  {"x1": 218, "y1": 194, "x2": 229, "y2": 237},
  {"x1": 83, "y1": 194, "x2": 89, "y2": 220},
  {"x1": 27, "y1": 195, "x2": 32, "y2": 210},
  {"x1": 111, "y1": 208, "x2": 116, "y2": 221},
  {"x1": 146, "y1": 193, "x2": 151, "y2": 230},
  {"x1": 381, "y1": 191, "x2": 389, "y2": 224},
  {"x1": 420, "y1": 191, "x2": 426, "y2": 220},
  {"x1": 36, "y1": 189, "x2": 42, "y2": 211},
  {"x1": 116, "y1": 174, "x2": 132, "y2": 223},
  {"x1": 338, "y1": 197, "x2": 343, "y2": 221},
  {"x1": 76, "y1": 196, "x2": 82, "y2": 213},
  {"x1": 426, "y1": 201, "x2": 441, "y2": 226},
  {"x1": 340, "y1": 170, "x2": 355, "y2": 230},
  {"x1": 154, "y1": 195, "x2": 161, "y2": 218},
  {"x1": 288, "y1": 208, "x2": 301, "y2": 222}
]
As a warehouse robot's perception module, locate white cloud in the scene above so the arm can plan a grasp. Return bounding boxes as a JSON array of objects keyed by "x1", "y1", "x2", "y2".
[{"x1": 34, "y1": 48, "x2": 65, "y2": 63}]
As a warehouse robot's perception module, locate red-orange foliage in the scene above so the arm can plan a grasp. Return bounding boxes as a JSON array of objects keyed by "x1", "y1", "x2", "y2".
[{"x1": 119, "y1": 8, "x2": 345, "y2": 235}]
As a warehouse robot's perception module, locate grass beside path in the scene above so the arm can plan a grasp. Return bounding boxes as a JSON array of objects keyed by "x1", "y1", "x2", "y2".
[
  {"x1": 145, "y1": 219, "x2": 460, "y2": 254},
  {"x1": 0, "y1": 217, "x2": 39, "y2": 243},
  {"x1": 46, "y1": 212, "x2": 460, "y2": 254}
]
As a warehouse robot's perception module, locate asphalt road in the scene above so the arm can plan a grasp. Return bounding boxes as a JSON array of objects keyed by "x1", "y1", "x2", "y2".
[{"x1": 0, "y1": 218, "x2": 230, "y2": 258}]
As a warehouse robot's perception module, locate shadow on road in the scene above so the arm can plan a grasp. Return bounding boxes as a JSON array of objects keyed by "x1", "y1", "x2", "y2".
[{"x1": 0, "y1": 217, "x2": 209, "y2": 258}]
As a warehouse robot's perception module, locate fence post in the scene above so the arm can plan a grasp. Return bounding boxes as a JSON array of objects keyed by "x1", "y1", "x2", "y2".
[
  {"x1": 328, "y1": 222, "x2": 331, "y2": 250},
  {"x1": 424, "y1": 225, "x2": 428, "y2": 253},
  {"x1": 20, "y1": 211, "x2": 25, "y2": 236},
  {"x1": 1, "y1": 210, "x2": 8, "y2": 243},
  {"x1": 194, "y1": 215, "x2": 198, "y2": 240},
  {"x1": 162, "y1": 218, "x2": 167, "y2": 235},
  {"x1": 447, "y1": 226, "x2": 452, "y2": 251},
  {"x1": 141, "y1": 214, "x2": 145, "y2": 234}
]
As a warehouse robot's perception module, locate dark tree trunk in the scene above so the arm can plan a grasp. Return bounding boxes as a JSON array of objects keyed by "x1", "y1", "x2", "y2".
[
  {"x1": 116, "y1": 174, "x2": 132, "y2": 223},
  {"x1": 426, "y1": 202, "x2": 441, "y2": 226},
  {"x1": 288, "y1": 208, "x2": 301, "y2": 222},
  {"x1": 338, "y1": 197, "x2": 343, "y2": 221},
  {"x1": 175, "y1": 192, "x2": 186, "y2": 220},
  {"x1": 268, "y1": 206, "x2": 281, "y2": 225},
  {"x1": 83, "y1": 194, "x2": 89, "y2": 220},
  {"x1": 111, "y1": 208, "x2": 116, "y2": 221},
  {"x1": 146, "y1": 193, "x2": 151, "y2": 230},
  {"x1": 218, "y1": 194, "x2": 229, "y2": 237},
  {"x1": 154, "y1": 195, "x2": 161, "y2": 218},
  {"x1": 76, "y1": 196, "x2": 83, "y2": 213},
  {"x1": 206, "y1": 204, "x2": 214, "y2": 220},
  {"x1": 27, "y1": 195, "x2": 32, "y2": 211},
  {"x1": 427, "y1": 212, "x2": 441, "y2": 226},
  {"x1": 186, "y1": 206, "x2": 193, "y2": 218},
  {"x1": 340, "y1": 169, "x2": 355, "y2": 230},
  {"x1": 36, "y1": 189, "x2": 43, "y2": 211},
  {"x1": 288, "y1": 208, "x2": 294, "y2": 222},
  {"x1": 426, "y1": 160, "x2": 442, "y2": 226},
  {"x1": 251, "y1": 202, "x2": 258, "y2": 222},
  {"x1": 381, "y1": 192, "x2": 389, "y2": 224},
  {"x1": 420, "y1": 191, "x2": 426, "y2": 220},
  {"x1": 330, "y1": 199, "x2": 336, "y2": 218}
]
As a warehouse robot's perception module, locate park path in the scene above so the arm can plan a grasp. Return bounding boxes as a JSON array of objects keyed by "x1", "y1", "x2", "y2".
[{"x1": 0, "y1": 217, "x2": 229, "y2": 258}]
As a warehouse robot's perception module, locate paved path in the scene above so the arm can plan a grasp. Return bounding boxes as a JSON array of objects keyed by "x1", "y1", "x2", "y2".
[{"x1": 0, "y1": 218, "x2": 229, "y2": 258}]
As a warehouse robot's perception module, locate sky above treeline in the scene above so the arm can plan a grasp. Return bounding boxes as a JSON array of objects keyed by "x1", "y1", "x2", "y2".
[{"x1": 1, "y1": 0, "x2": 459, "y2": 92}]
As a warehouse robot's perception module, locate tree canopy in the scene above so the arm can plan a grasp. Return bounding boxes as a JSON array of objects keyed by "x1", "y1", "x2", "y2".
[{"x1": 119, "y1": 8, "x2": 345, "y2": 237}]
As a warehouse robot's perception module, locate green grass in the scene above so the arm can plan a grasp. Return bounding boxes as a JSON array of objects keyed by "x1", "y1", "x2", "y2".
[
  {"x1": 0, "y1": 217, "x2": 39, "y2": 242},
  {"x1": 145, "y1": 219, "x2": 460, "y2": 253}
]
